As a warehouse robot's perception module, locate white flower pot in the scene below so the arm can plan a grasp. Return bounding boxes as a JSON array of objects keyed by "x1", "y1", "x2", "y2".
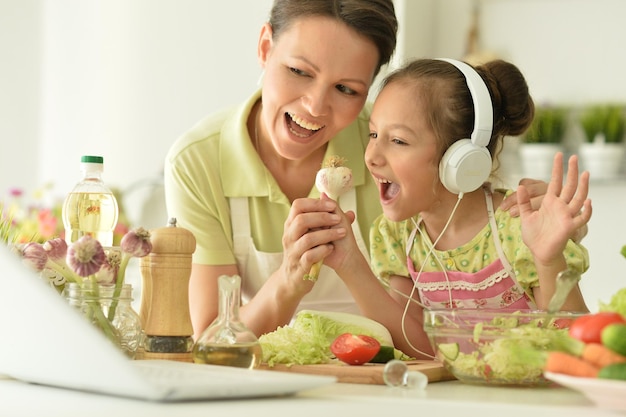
[
  {"x1": 579, "y1": 142, "x2": 625, "y2": 180},
  {"x1": 519, "y1": 144, "x2": 562, "y2": 180}
]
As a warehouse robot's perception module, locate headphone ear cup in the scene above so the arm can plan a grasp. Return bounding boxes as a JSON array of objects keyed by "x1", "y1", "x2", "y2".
[{"x1": 439, "y1": 139, "x2": 492, "y2": 194}]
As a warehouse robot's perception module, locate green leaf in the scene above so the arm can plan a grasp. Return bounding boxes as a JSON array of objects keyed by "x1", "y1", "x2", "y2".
[
  {"x1": 524, "y1": 106, "x2": 567, "y2": 144},
  {"x1": 580, "y1": 104, "x2": 625, "y2": 143}
]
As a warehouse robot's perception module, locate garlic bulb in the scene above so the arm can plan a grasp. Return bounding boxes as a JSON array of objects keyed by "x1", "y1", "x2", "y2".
[
  {"x1": 120, "y1": 226, "x2": 152, "y2": 257},
  {"x1": 315, "y1": 155, "x2": 353, "y2": 200},
  {"x1": 43, "y1": 238, "x2": 68, "y2": 262},
  {"x1": 21, "y1": 242, "x2": 48, "y2": 272},
  {"x1": 304, "y1": 155, "x2": 353, "y2": 281},
  {"x1": 114, "y1": 226, "x2": 153, "y2": 287},
  {"x1": 96, "y1": 248, "x2": 121, "y2": 284},
  {"x1": 66, "y1": 235, "x2": 106, "y2": 277}
]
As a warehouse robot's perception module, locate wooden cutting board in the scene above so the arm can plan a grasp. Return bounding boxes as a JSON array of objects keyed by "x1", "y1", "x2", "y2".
[{"x1": 259, "y1": 360, "x2": 455, "y2": 385}]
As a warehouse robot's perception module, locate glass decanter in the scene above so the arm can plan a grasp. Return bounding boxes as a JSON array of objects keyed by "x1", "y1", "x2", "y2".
[{"x1": 192, "y1": 275, "x2": 262, "y2": 369}]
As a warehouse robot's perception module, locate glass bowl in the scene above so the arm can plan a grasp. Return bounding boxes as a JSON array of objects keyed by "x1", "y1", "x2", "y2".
[{"x1": 423, "y1": 308, "x2": 585, "y2": 386}]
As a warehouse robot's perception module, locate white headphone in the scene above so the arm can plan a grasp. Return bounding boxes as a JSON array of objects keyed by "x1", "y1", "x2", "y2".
[{"x1": 437, "y1": 58, "x2": 494, "y2": 195}]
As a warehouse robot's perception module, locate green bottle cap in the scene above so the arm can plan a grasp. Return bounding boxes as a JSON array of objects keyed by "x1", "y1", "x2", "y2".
[{"x1": 81, "y1": 155, "x2": 103, "y2": 164}]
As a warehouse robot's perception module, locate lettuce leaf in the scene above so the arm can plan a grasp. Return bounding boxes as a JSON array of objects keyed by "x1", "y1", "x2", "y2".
[
  {"x1": 449, "y1": 321, "x2": 583, "y2": 384},
  {"x1": 259, "y1": 310, "x2": 407, "y2": 366},
  {"x1": 598, "y1": 246, "x2": 626, "y2": 316},
  {"x1": 599, "y1": 287, "x2": 626, "y2": 317}
]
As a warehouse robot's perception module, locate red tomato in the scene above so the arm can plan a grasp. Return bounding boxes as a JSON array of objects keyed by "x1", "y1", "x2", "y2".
[
  {"x1": 330, "y1": 333, "x2": 381, "y2": 365},
  {"x1": 568, "y1": 312, "x2": 626, "y2": 344}
]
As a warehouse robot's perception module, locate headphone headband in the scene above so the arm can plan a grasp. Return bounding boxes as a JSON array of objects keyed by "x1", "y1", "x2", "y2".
[{"x1": 436, "y1": 58, "x2": 493, "y2": 147}]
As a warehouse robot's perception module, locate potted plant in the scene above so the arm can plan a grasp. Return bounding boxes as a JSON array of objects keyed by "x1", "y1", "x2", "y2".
[
  {"x1": 578, "y1": 104, "x2": 625, "y2": 180},
  {"x1": 520, "y1": 106, "x2": 568, "y2": 180}
]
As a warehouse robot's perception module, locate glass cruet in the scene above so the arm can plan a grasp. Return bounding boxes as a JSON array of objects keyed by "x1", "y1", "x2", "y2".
[{"x1": 192, "y1": 275, "x2": 262, "y2": 369}]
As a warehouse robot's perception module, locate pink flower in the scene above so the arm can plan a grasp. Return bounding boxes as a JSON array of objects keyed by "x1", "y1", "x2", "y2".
[
  {"x1": 66, "y1": 235, "x2": 106, "y2": 277},
  {"x1": 114, "y1": 222, "x2": 130, "y2": 239},
  {"x1": 501, "y1": 288, "x2": 522, "y2": 306},
  {"x1": 37, "y1": 208, "x2": 58, "y2": 240},
  {"x1": 474, "y1": 299, "x2": 488, "y2": 308}
]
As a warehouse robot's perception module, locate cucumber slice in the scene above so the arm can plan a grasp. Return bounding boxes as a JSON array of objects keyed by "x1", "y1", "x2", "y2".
[
  {"x1": 492, "y1": 317, "x2": 519, "y2": 328},
  {"x1": 369, "y1": 345, "x2": 396, "y2": 363},
  {"x1": 437, "y1": 343, "x2": 460, "y2": 361}
]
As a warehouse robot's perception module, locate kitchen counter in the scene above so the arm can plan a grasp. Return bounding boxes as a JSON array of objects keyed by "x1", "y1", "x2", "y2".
[{"x1": 1, "y1": 375, "x2": 622, "y2": 417}]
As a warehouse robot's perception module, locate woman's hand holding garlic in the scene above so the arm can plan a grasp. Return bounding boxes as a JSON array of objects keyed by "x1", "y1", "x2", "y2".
[
  {"x1": 279, "y1": 198, "x2": 345, "y2": 294},
  {"x1": 303, "y1": 156, "x2": 353, "y2": 281}
]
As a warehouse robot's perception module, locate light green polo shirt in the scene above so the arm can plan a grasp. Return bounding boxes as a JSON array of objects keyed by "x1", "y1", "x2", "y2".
[{"x1": 164, "y1": 90, "x2": 381, "y2": 265}]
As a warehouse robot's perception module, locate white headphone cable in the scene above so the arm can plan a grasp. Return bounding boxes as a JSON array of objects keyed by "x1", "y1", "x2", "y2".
[{"x1": 398, "y1": 192, "x2": 464, "y2": 358}]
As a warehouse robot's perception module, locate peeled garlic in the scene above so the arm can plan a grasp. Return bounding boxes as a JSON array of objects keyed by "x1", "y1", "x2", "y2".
[
  {"x1": 315, "y1": 155, "x2": 353, "y2": 200},
  {"x1": 304, "y1": 155, "x2": 353, "y2": 281}
]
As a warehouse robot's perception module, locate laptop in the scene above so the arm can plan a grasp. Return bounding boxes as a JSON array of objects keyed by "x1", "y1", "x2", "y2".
[{"x1": 0, "y1": 243, "x2": 335, "y2": 401}]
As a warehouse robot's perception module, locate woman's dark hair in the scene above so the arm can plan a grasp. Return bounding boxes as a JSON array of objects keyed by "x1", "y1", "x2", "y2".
[
  {"x1": 380, "y1": 58, "x2": 535, "y2": 171},
  {"x1": 269, "y1": 0, "x2": 398, "y2": 76}
]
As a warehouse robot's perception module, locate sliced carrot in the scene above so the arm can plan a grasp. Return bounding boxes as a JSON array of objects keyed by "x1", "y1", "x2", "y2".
[
  {"x1": 582, "y1": 343, "x2": 626, "y2": 369},
  {"x1": 544, "y1": 351, "x2": 600, "y2": 378}
]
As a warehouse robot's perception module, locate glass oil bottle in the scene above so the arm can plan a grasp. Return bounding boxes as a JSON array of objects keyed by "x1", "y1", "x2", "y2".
[
  {"x1": 192, "y1": 275, "x2": 262, "y2": 369},
  {"x1": 62, "y1": 155, "x2": 118, "y2": 247}
]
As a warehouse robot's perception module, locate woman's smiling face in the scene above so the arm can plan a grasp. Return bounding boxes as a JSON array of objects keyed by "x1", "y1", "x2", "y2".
[
  {"x1": 258, "y1": 16, "x2": 379, "y2": 161},
  {"x1": 365, "y1": 81, "x2": 442, "y2": 222}
]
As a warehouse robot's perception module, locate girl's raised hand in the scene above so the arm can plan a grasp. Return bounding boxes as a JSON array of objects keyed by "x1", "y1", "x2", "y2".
[{"x1": 517, "y1": 152, "x2": 592, "y2": 264}]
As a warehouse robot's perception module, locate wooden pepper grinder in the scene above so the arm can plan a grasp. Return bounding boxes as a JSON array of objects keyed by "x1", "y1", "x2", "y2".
[{"x1": 139, "y1": 217, "x2": 196, "y2": 362}]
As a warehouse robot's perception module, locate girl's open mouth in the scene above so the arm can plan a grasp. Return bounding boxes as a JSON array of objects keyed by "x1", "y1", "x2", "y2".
[{"x1": 376, "y1": 177, "x2": 400, "y2": 202}]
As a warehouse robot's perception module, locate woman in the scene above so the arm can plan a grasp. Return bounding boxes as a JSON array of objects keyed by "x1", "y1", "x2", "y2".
[{"x1": 164, "y1": 0, "x2": 551, "y2": 340}]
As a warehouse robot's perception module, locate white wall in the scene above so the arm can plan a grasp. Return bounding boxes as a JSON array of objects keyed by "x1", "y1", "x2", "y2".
[
  {"x1": 2, "y1": 0, "x2": 626, "y2": 309},
  {"x1": 1, "y1": 0, "x2": 272, "y2": 214},
  {"x1": 0, "y1": 1, "x2": 42, "y2": 195},
  {"x1": 399, "y1": 0, "x2": 626, "y2": 105},
  {"x1": 5, "y1": 0, "x2": 626, "y2": 197}
]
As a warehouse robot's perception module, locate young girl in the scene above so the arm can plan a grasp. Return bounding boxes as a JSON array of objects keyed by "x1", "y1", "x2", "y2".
[{"x1": 325, "y1": 58, "x2": 592, "y2": 358}]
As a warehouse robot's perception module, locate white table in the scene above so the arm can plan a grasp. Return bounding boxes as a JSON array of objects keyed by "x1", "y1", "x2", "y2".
[{"x1": 0, "y1": 376, "x2": 620, "y2": 417}]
